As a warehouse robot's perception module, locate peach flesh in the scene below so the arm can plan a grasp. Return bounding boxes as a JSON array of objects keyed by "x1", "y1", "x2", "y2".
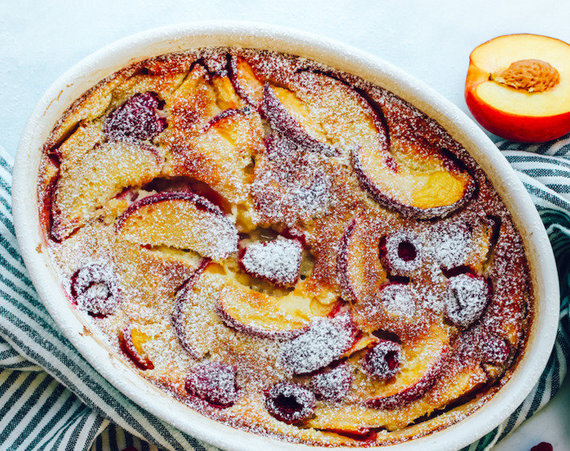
[{"x1": 466, "y1": 34, "x2": 570, "y2": 142}]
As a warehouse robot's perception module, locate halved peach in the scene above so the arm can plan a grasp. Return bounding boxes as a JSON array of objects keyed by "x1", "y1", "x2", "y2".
[
  {"x1": 466, "y1": 34, "x2": 570, "y2": 142},
  {"x1": 215, "y1": 277, "x2": 340, "y2": 340},
  {"x1": 116, "y1": 191, "x2": 238, "y2": 261},
  {"x1": 52, "y1": 140, "x2": 162, "y2": 241}
]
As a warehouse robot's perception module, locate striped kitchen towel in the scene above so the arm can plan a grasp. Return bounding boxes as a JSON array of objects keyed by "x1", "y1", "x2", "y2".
[{"x1": 0, "y1": 135, "x2": 569, "y2": 451}]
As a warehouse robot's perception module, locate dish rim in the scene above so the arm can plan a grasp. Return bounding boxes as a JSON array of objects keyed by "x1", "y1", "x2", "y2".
[{"x1": 12, "y1": 21, "x2": 560, "y2": 450}]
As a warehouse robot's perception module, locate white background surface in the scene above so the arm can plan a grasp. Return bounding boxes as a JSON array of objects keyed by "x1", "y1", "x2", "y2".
[{"x1": 1, "y1": 1, "x2": 569, "y2": 450}]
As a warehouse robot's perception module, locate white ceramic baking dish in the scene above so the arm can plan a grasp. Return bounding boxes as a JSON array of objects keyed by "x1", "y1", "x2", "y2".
[{"x1": 12, "y1": 22, "x2": 559, "y2": 450}]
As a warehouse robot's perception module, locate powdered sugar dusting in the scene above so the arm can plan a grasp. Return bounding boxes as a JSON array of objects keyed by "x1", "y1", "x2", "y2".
[
  {"x1": 279, "y1": 313, "x2": 356, "y2": 375},
  {"x1": 38, "y1": 46, "x2": 534, "y2": 446},
  {"x1": 378, "y1": 284, "x2": 417, "y2": 317},
  {"x1": 444, "y1": 274, "x2": 489, "y2": 327},
  {"x1": 241, "y1": 236, "x2": 303, "y2": 287},
  {"x1": 310, "y1": 363, "x2": 353, "y2": 402},
  {"x1": 252, "y1": 134, "x2": 335, "y2": 225},
  {"x1": 429, "y1": 222, "x2": 471, "y2": 269},
  {"x1": 381, "y1": 231, "x2": 423, "y2": 274},
  {"x1": 185, "y1": 362, "x2": 239, "y2": 407},
  {"x1": 71, "y1": 263, "x2": 120, "y2": 316}
]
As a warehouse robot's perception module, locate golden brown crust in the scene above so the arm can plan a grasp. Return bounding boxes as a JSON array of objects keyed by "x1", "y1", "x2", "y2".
[{"x1": 37, "y1": 47, "x2": 533, "y2": 446}]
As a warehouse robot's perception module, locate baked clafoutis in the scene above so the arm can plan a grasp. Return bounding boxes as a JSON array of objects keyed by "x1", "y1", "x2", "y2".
[{"x1": 38, "y1": 48, "x2": 533, "y2": 446}]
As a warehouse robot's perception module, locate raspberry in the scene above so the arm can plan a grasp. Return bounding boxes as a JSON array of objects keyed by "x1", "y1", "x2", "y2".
[
  {"x1": 70, "y1": 263, "x2": 119, "y2": 316},
  {"x1": 185, "y1": 362, "x2": 239, "y2": 408},
  {"x1": 362, "y1": 340, "x2": 401, "y2": 380},
  {"x1": 265, "y1": 382, "x2": 315, "y2": 423}
]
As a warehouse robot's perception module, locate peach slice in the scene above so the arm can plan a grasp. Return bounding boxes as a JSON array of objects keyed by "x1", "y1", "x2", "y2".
[
  {"x1": 337, "y1": 217, "x2": 386, "y2": 304},
  {"x1": 353, "y1": 145, "x2": 476, "y2": 220},
  {"x1": 116, "y1": 191, "x2": 238, "y2": 261},
  {"x1": 278, "y1": 312, "x2": 359, "y2": 374},
  {"x1": 215, "y1": 278, "x2": 340, "y2": 340},
  {"x1": 104, "y1": 91, "x2": 167, "y2": 142},
  {"x1": 51, "y1": 140, "x2": 162, "y2": 241},
  {"x1": 465, "y1": 34, "x2": 570, "y2": 142},
  {"x1": 307, "y1": 363, "x2": 487, "y2": 433},
  {"x1": 166, "y1": 106, "x2": 263, "y2": 204},
  {"x1": 260, "y1": 84, "x2": 339, "y2": 156},
  {"x1": 119, "y1": 324, "x2": 154, "y2": 370},
  {"x1": 167, "y1": 62, "x2": 219, "y2": 136},
  {"x1": 171, "y1": 259, "x2": 211, "y2": 358},
  {"x1": 276, "y1": 71, "x2": 477, "y2": 219},
  {"x1": 362, "y1": 323, "x2": 450, "y2": 409},
  {"x1": 210, "y1": 71, "x2": 245, "y2": 111},
  {"x1": 52, "y1": 121, "x2": 104, "y2": 166},
  {"x1": 228, "y1": 55, "x2": 265, "y2": 106},
  {"x1": 285, "y1": 70, "x2": 475, "y2": 218}
]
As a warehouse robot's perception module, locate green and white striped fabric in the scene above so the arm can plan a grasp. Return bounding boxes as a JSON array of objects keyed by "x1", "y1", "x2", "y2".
[{"x1": 0, "y1": 135, "x2": 569, "y2": 451}]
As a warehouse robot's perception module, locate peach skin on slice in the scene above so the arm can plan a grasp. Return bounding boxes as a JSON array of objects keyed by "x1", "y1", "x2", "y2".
[
  {"x1": 337, "y1": 217, "x2": 387, "y2": 305},
  {"x1": 169, "y1": 62, "x2": 219, "y2": 133},
  {"x1": 360, "y1": 322, "x2": 450, "y2": 410},
  {"x1": 290, "y1": 70, "x2": 476, "y2": 219},
  {"x1": 119, "y1": 323, "x2": 154, "y2": 370},
  {"x1": 307, "y1": 362, "x2": 487, "y2": 433},
  {"x1": 171, "y1": 259, "x2": 217, "y2": 359},
  {"x1": 116, "y1": 191, "x2": 238, "y2": 261},
  {"x1": 228, "y1": 54, "x2": 265, "y2": 107},
  {"x1": 51, "y1": 140, "x2": 162, "y2": 241},
  {"x1": 210, "y1": 70, "x2": 246, "y2": 111},
  {"x1": 215, "y1": 278, "x2": 341, "y2": 340},
  {"x1": 260, "y1": 84, "x2": 339, "y2": 156},
  {"x1": 166, "y1": 107, "x2": 263, "y2": 204}
]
